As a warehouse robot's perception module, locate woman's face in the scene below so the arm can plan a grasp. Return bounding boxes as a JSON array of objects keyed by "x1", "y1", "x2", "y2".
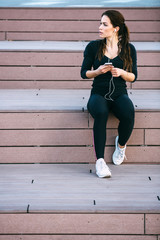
[{"x1": 99, "y1": 15, "x2": 115, "y2": 39}]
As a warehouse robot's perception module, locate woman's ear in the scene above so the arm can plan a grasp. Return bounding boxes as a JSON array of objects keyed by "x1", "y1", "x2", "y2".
[{"x1": 115, "y1": 26, "x2": 120, "y2": 32}]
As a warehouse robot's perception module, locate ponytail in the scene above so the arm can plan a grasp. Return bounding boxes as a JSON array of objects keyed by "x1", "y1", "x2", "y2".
[{"x1": 118, "y1": 23, "x2": 132, "y2": 72}]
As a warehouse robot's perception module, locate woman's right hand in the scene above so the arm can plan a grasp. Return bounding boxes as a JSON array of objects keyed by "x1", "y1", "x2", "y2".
[
  {"x1": 95, "y1": 64, "x2": 113, "y2": 76},
  {"x1": 86, "y1": 64, "x2": 112, "y2": 79}
]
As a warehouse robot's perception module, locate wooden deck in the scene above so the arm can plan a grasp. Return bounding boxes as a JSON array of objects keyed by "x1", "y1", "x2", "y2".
[{"x1": 0, "y1": 163, "x2": 160, "y2": 214}]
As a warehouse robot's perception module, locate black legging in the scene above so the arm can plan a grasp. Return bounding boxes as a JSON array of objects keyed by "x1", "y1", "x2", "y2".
[{"x1": 87, "y1": 94, "x2": 135, "y2": 159}]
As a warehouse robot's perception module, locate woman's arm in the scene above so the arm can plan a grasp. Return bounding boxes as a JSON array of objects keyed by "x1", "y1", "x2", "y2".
[
  {"x1": 81, "y1": 41, "x2": 112, "y2": 79},
  {"x1": 86, "y1": 64, "x2": 112, "y2": 79},
  {"x1": 81, "y1": 41, "x2": 95, "y2": 79},
  {"x1": 120, "y1": 69, "x2": 135, "y2": 82},
  {"x1": 111, "y1": 43, "x2": 137, "y2": 82}
]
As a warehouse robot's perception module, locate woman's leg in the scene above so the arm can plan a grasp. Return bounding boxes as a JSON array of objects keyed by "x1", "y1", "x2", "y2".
[
  {"x1": 87, "y1": 94, "x2": 111, "y2": 178},
  {"x1": 112, "y1": 94, "x2": 135, "y2": 146},
  {"x1": 111, "y1": 94, "x2": 135, "y2": 165},
  {"x1": 87, "y1": 94, "x2": 110, "y2": 159}
]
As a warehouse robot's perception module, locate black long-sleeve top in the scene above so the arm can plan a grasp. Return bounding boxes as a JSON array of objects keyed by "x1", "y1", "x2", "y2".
[{"x1": 81, "y1": 40, "x2": 137, "y2": 100}]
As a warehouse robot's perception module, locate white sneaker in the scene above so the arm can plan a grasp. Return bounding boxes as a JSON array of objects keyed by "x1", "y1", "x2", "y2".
[
  {"x1": 96, "y1": 158, "x2": 111, "y2": 178},
  {"x1": 112, "y1": 136, "x2": 126, "y2": 165}
]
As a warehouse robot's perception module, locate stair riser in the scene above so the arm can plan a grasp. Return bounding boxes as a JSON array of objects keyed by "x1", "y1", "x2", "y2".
[
  {"x1": 0, "y1": 213, "x2": 159, "y2": 235},
  {"x1": 0, "y1": 7, "x2": 159, "y2": 41},
  {"x1": 0, "y1": 146, "x2": 159, "y2": 163},
  {"x1": 0, "y1": 112, "x2": 159, "y2": 163}
]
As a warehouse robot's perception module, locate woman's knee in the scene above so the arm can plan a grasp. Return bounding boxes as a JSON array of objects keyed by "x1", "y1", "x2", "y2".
[
  {"x1": 114, "y1": 94, "x2": 135, "y2": 123},
  {"x1": 119, "y1": 106, "x2": 135, "y2": 127}
]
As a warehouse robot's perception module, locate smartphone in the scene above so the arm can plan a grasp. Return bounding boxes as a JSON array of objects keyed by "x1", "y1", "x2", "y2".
[{"x1": 104, "y1": 62, "x2": 112, "y2": 65}]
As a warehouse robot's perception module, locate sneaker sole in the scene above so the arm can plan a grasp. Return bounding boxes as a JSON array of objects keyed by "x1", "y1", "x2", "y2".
[{"x1": 96, "y1": 172, "x2": 111, "y2": 178}]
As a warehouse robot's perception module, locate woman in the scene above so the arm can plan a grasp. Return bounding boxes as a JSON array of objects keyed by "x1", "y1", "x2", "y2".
[{"x1": 81, "y1": 10, "x2": 137, "y2": 178}]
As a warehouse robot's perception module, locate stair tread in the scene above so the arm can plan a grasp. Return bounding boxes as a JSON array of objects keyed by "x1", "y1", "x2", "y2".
[
  {"x1": 0, "y1": 41, "x2": 160, "y2": 51},
  {"x1": 0, "y1": 163, "x2": 160, "y2": 213},
  {"x1": 0, "y1": 89, "x2": 160, "y2": 111}
]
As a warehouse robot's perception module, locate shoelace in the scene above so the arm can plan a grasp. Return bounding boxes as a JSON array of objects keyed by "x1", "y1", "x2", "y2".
[{"x1": 118, "y1": 148, "x2": 127, "y2": 160}]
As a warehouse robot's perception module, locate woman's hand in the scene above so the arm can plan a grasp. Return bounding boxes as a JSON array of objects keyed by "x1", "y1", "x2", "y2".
[
  {"x1": 86, "y1": 64, "x2": 112, "y2": 79},
  {"x1": 111, "y1": 67, "x2": 135, "y2": 82},
  {"x1": 96, "y1": 64, "x2": 113, "y2": 75},
  {"x1": 111, "y1": 67, "x2": 123, "y2": 77}
]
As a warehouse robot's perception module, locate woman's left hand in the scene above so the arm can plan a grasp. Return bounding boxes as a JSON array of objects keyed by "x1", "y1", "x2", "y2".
[
  {"x1": 111, "y1": 67, "x2": 123, "y2": 77},
  {"x1": 111, "y1": 67, "x2": 135, "y2": 82}
]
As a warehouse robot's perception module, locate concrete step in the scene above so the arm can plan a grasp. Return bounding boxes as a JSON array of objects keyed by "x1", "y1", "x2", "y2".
[
  {"x1": 0, "y1": 163, "x2": 159, "y2": 213},
  {"x1": 0, "y1": 163, "x2": 159, "y2": 238},
  {"x1": 0, "y1": 89, "x2": 159, "y2": 164},
  {"x1": 0, "y1": 42, "x2": 160, "y2": 90}
]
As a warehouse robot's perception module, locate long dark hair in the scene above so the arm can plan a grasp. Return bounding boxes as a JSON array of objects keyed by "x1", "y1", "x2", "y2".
[{"x1": 98, "y1": 10, "x2": 132, "y2": 72}]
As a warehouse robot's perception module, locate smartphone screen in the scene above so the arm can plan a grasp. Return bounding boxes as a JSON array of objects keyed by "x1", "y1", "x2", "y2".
[{"x1": 104, "y1": 62, "x2": 112, "y2": 65}]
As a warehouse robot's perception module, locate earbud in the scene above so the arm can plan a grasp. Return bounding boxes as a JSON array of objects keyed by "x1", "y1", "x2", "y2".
[{"x1": 114, "y1": 29, "x2": 117, "y2": 32}]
